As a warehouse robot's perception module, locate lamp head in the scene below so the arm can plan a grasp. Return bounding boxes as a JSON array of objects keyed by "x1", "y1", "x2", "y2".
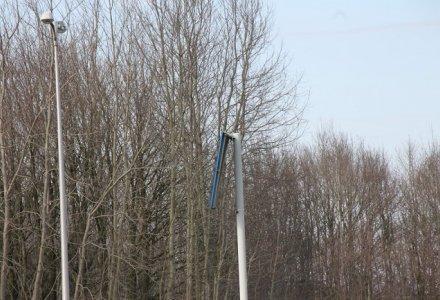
[{"x1": 40, "y1": 11, "x2": 54, "y2": 24}]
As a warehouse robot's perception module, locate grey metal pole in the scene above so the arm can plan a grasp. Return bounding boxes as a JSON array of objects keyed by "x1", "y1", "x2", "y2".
[
  {"x1": 52, "y1": 24, "x2": 70, "y2": 300},
  {"x1": 230, "y1": 133, "x2": 248, "y2": 300}
]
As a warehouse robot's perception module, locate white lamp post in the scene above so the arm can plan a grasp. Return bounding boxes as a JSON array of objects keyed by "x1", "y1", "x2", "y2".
[
  {"x1": 229, "y1": 133, "x2": 248, "y2": 300},
  {"x1": 40, "y1": 10, "x2": 70, "y2": 300}
]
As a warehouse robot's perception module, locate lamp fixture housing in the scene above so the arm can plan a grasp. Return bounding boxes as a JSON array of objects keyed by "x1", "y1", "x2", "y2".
[{"x1": 40, "y1": 11, "x2": 54, "y2": 24}]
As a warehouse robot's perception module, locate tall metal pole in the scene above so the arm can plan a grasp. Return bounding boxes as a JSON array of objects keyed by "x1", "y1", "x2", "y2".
[
  {"x1": 52, "y1": 24, "x2": 70, "y2": 300},
  {"x1": 231, "y1": 133, "x2": 248, "y2": 300}
]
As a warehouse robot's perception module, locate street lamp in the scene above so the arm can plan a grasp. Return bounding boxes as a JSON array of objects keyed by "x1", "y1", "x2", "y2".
[{"x1": 40, "y1": 10, "x2": 70, "y2": 300}]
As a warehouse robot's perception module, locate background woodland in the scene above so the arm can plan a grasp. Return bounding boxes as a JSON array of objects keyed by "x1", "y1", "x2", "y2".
[{"x1": 0, "y1": 0, "x2": 439, "y2": 299}]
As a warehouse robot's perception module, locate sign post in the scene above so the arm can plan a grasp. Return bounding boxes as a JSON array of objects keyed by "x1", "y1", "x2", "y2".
[{"x1": 209, "y1": 132, "x2": 248, "y2": 300}]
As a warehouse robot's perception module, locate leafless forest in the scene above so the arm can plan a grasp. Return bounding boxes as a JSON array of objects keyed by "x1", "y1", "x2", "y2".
[{"x1": 0, "y1": 0, "x2": 439, "y2": 299}]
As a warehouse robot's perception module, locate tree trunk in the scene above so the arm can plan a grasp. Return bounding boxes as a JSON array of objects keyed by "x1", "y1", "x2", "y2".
[
  {"x1": 0, "y1": 45, "x2": 10, "y2": 300},
  {"x1": 31, "y1": 96, "x2": 52, "y2": 300}
]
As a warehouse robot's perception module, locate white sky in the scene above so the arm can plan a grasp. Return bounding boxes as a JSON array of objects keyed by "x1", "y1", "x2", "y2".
[{"x1": 273, "y1": 0, "x2": 440, "y2": 156}]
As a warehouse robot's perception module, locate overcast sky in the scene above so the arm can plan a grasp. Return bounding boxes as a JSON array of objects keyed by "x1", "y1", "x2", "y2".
[{"x1": 273, "y1": 0, "x2": 440, "y2": 156}]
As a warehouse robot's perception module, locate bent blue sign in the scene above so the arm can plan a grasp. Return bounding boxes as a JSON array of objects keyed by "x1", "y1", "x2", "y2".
[{"x1": 208, "y1": 132, "x2": 230, "y2": 208}]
